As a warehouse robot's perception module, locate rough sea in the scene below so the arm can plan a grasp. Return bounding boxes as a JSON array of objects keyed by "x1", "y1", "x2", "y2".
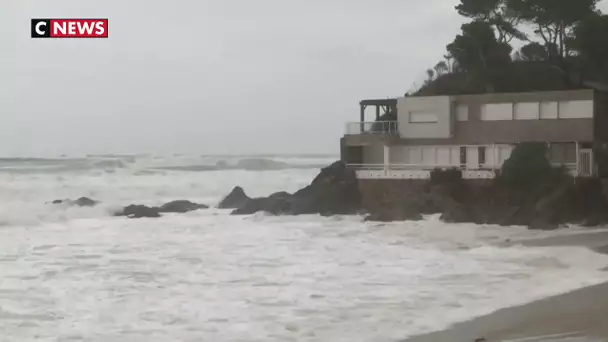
[{"x1": 1, "y1": 154, "x2": 608, "y2": 342}]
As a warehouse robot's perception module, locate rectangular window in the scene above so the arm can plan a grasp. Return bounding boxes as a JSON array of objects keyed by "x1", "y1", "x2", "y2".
[
  {"x1": 540, "y1": 101, "x2": 558, "y2": 119},
  {"x1": 558, "y1": 100, "x2": 593, "y2": 119},
  {"x1": 514, "y1": 102, "x2": 539, "y2": 120},
  {"x1": 460, "y1": 147, "x2": 467, "y2": 166},
  {"x1": 456, "y1": 104, "x2": 469, "y2": 121},
  {"x1": 409, "y1": 111, "x2": 438, "y2": 123},
  {"x1": 478, "y1": 146, "x2": 486, "y2": 166},
  {"x1": 480, "y1": 103, "x2": 513, "y2": 121}
]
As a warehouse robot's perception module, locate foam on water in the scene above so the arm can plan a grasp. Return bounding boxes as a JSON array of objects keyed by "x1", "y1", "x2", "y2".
[{"x1": 1, "y1": 156, "x2": 608, "y2": 342}]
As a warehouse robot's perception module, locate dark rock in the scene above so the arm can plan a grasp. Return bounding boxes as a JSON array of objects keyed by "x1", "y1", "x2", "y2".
[
  {"x1": 159, "y1": 200, "x2": 208, "y2": 213},
  {"x1": 50, "y1": 197, "x2": 99, "y2": 207},
  {"x1": 268, "y1": 191, "x2": 291, "y2": 199},
  {"x1": 218, "y1": 186, "x2": 251, "y2": 209},
  {"x1": 529, "y1": 218, "x2": 559, "y2": 230},
  {"x1": 440, "y1": 203, "x2": 471, "y2": 223},
  {"x1": 114, "y1": 205, "x2": 161, "y2": 218},
  {"x1": 232, "y1": 195, "x2": 292, "y2": 216},
  {"x1": 73, "y1": 197, "x2": 99, "y2": 207},
  {"x1": 289, "y1": 161, "x2": 361, "y2": 215},
  {"x1": 230, "y1": 161, "x2": 362, "y2": 217}
]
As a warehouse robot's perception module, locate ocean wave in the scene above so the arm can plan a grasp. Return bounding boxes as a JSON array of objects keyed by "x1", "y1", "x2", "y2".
[
  {"x1": 157, "y1": 158, "x2": 329, "y2": 172},
  {"x1": 0, "y1": 155, "x2": 336, "y2": 174}
]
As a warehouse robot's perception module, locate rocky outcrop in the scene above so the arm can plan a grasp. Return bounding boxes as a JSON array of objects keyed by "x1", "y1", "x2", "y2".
[
  {"x1": 114, "y1": 200, "x2": 208, "y2": 219},
  {"x1": 218, "y1": 186, "x2": 251, "y2": 209},
  {"x1": 51, "y1": 197, "x2": 99, "y2": 207},
  {"x1": 289, "y1": 161, "x2": 361, "y2": 215},
  {"x1": 227, "y1": 161, "x2": 362, "y2": 216},
  {"x1": 159, "y1": 200, "x2": 208, "y2": 213},
  {"x1": 360, "y1": 176, "x2": 608, "y2": 229},
  {"x1": 115, "y1": 205, "x2": 161, "y2": 218}
]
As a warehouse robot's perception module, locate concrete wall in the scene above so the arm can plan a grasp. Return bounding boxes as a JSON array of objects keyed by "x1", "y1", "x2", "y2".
[
  {"x1": 362, "y1": 145, "x2": 384, "y2": 165},
  {"x1": 449, "y1": 90, "x2": 595, "y2": 144},
  {"x1": 357, "y1": 179, "x2": 427, "y2": 215},
  {"x1": 397, "y1": 96, "x2": 452, "y2": 139}
]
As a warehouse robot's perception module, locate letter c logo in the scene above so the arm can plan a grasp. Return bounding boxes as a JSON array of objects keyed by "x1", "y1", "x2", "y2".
[
  {"x1": 31, "y1": 19, "x2": 50, "y2": 38},
  {"x1": 35, "y1": 21, "x2": 47, "y2": 35}
]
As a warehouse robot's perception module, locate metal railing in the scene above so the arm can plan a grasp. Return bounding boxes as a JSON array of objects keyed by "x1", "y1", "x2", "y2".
[
  {"x1": 346, "y1": 163, "x2": 498, "y2": 171},
  {"x1": 345, "y1": 121, "x2": 398, "y2": 135},
  {"x1": 347, "y1": 163, "x2": 584, "y2": 179}
]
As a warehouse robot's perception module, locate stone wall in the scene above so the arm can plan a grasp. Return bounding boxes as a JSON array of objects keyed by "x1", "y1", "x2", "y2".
[{"x1": 358, "y1": 179, "x2": 426, "y2": 215}]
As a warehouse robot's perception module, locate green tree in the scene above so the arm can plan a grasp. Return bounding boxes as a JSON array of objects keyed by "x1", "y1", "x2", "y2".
[
  {"x1": 515, "y1": 42, "x2": 551, "y2": 61},
  {"x1": 424, "y1": 68, "x2": 436, "y2": 85},
  {"x1": 500, "y1": 142, "x2": 552, "y2": 190},
  {"x1": 570, "y1": 13, "x2": 608, "y2": 79},
  {"x1": 434, "y1": 61, "x2": 449, "y2": 76},
  {"x1": 507, "y1": 0, "x2": 599, "y2": 59},
  {"x1": 447, "y1": 20, "x2": 513, "y2": 73},
  {"x1": 455, "y1": 0, "x2": 526, "y2": 43}
]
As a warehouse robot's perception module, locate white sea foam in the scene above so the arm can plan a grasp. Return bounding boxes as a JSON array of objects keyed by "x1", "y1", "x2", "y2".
[{"x1": 0, "y1": 156, "x2": 607, "y2": 342}]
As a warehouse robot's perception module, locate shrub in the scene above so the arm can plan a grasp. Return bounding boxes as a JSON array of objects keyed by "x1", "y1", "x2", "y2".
[
  {"x1": 430, "y1": 168, "x2": 463, "y2": 183},
  {"x1": 499, "y1": 142, "x2": 552, "y2": 189}
]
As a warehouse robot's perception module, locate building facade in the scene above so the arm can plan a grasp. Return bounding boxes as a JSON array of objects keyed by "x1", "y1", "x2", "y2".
[{"x1": 341, "y1": 89, "x2": 608, "y2": 179}]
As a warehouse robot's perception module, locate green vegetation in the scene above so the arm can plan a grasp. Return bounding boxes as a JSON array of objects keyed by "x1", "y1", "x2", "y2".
[
  {"x1": 417, "y1": 0, "x2": 608, "y2": 95},
  {"x1": 498, "y1": 142, "x2": 552, "y2": 189},
  {"x1": 430, "y1": 168, "x2": 463, "y2": 183}
]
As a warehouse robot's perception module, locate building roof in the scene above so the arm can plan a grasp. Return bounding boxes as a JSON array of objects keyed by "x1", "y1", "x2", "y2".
[{"x1": 359, "y1": 98, "x2": 397, "y2": 106}]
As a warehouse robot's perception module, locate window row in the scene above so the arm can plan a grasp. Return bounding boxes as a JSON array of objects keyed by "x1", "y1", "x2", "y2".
[{"x1": 455, "y1": 100, "x2": 593, "y2": 122}]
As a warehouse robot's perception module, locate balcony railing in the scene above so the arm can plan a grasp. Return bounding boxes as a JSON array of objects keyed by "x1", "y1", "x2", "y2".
[
  {"x1": 345, "y1": 163, "x2": 498, "y2": 171},
  {"x1": 345, "y1": 121, "x2": 398, "y2": 135}
]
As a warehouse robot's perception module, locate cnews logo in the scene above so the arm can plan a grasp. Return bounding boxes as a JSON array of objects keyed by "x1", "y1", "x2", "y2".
[{"x1": 31, "y1": 19, "x2": 108, "y2": 38}]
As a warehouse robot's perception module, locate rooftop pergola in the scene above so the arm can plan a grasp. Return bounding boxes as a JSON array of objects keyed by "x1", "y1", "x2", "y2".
[{"x1": 359, "y1": 98, "x2": 397, "y2": 122}]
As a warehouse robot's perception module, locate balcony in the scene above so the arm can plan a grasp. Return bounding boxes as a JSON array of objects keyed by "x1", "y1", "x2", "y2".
[{"x1": 345, "y1": 121, "x2": 399, "y2": 135}]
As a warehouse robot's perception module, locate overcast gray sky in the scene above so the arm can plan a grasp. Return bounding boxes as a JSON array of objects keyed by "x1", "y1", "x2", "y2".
[{"x1": 1, "y1": 1, "x2": 607, "y2": 157}]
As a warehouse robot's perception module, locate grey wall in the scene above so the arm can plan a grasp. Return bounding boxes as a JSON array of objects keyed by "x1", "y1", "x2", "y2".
[
  {"x1": 345, "y1": 90, "x2": 599, "y2": 150},
  {"x1": 363, "y1": 145, "x2": 384, "y2": 165},
  {"x1": 397, "y1": 96, "x2": 452, "y2": 139},
  {"x1": 451, "y1": 90, "x2": 594, "y2": 144}
]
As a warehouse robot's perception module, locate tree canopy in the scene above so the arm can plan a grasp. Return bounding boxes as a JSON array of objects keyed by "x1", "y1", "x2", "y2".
[
  {"x1": 447, "y1": 20, "x2": 512, "y2": 73},
  {"x1": 414, "y1": 0, "x2": 608, "y2": 95},
  {"x1": 570, "y1": 14, "x2": 608, "y2": 80}
]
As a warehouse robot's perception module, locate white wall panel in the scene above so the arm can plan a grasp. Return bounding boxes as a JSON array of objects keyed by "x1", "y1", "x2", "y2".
[
  {"x1": 422, "y1": 147, "x2": 435, "y2": 165},
  {"x1": 409, "y1": 147, "x2": 422, "y2": 164},
  {"x1": 498, "y1": 146, "x2": 513, "y2": 165},
  {"x1": 389, "y1": 146, "x2": 408, "y2": 164},
  {"x1": 485, "y1": 146, "x2": 496, "y2": 167},
  {"x1": 450, "y1": 147, "x2": 461, "y2": 165},
  {"x1": 437, "y1": 147, "x2": 450, "y2": 166},
  {"x1": 466, "y1": 147, "x2": 479, "y2": 169}
]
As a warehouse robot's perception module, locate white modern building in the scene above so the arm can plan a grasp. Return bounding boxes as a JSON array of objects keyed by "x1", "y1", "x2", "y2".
[{"x1": 341, "y1": 89, "x2": 608, "y2": 179}]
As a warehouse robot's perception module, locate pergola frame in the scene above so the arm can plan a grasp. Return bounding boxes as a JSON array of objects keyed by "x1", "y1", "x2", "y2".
[{"x1": 359, "y1": 98, "x2": 397, "y2": 122}]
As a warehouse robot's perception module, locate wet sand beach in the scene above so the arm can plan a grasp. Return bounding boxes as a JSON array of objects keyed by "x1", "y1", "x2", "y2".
[{"x1": 404, "y1": 229, "x2": 608, "y2": 342}]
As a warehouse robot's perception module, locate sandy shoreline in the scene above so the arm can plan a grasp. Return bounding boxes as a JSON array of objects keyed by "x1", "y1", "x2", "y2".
[{"x1": 403, "y1": 229, "x2": 608, "y2": 342}]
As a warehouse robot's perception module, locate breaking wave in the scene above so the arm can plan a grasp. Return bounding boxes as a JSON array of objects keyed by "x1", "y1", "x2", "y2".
[{"x1": 0, "y1": 155, "x2": 337, "y2": 174}]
